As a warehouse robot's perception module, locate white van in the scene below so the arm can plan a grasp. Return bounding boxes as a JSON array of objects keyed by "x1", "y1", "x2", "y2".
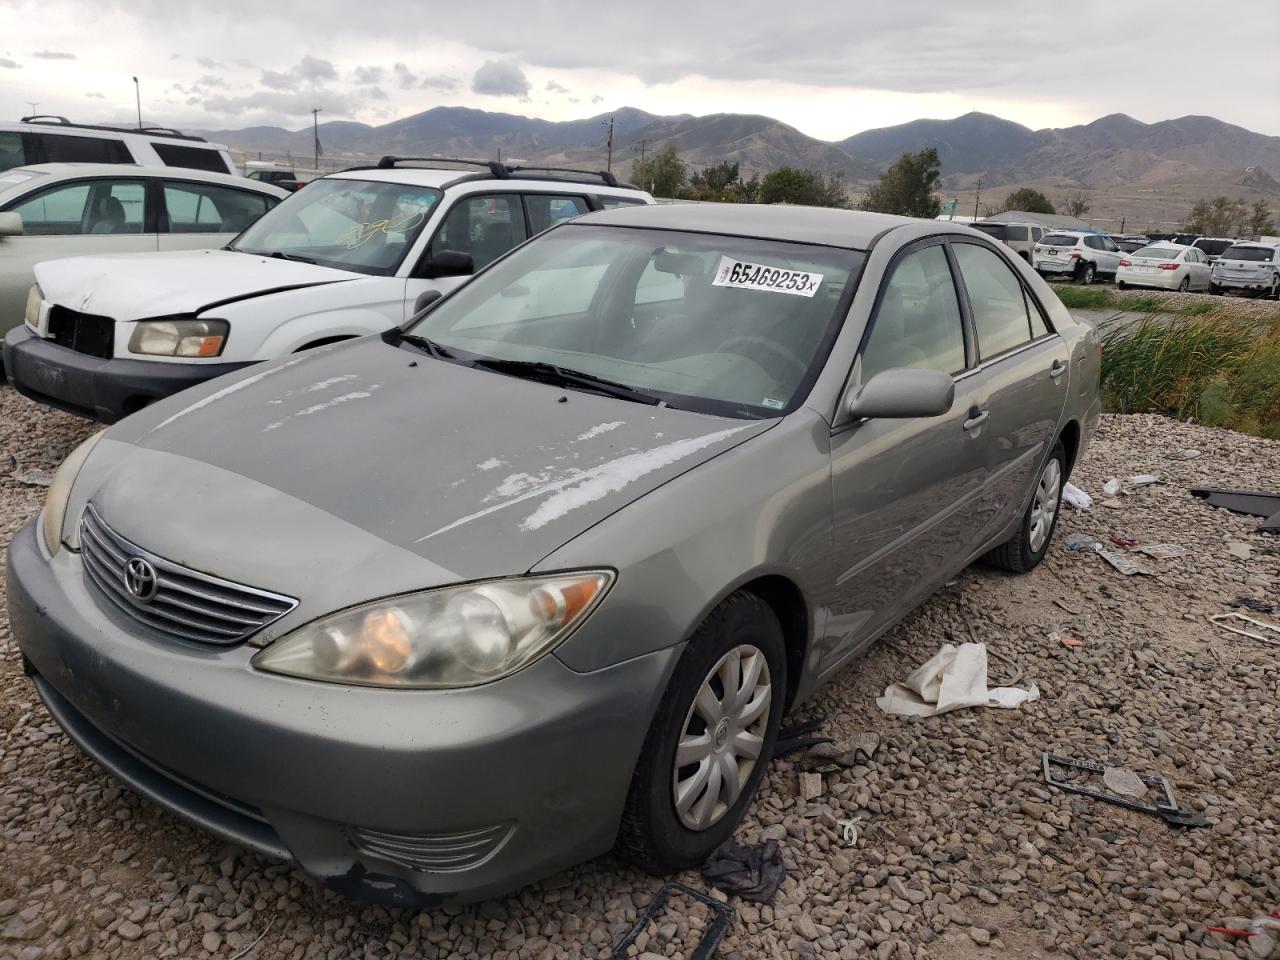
[
  {"x1": 0, "y1": 116, "x2": 236, "y2": 176},
  {"x1": 5, "y1": 159, "x2": 653, "y2": 422}
]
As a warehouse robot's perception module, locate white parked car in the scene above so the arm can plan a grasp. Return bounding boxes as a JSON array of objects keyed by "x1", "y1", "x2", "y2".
[
  {"x1": 1115, "y1": 244, "x2": 1212, "y2": 292},
  {"x1": 5, "y1": 159, "x2": 653, "y2": 422},
  {"x1": 0, "y1": 164, "x2": 287, "y2": 338},
  {"x1": 1, "y1": 116, "x2": 237, "y2": 175},
  {"x1": 1210, "y1": 243, "x2": 1280, "y2": 299},
  {"x1": 1032, "y1": 231, "x2": 1123, "y2": 284}
]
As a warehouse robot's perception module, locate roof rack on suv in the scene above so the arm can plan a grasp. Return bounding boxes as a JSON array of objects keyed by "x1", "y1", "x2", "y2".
[
  {"x1": 372, "y1": 156, "x2": 624, "y2": 189},
  {"x1": 18, "y1": 115, "x2": 209, "y2": 143}
]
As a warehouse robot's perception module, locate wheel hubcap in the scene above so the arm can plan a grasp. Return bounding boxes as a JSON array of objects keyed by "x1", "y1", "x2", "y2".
[
  {"x1": 1029, "y1": 458, "x2": 1061, "y2": 553},
  {"x1": 673, "y1": 645, "x2": 772, "y2": 831}
]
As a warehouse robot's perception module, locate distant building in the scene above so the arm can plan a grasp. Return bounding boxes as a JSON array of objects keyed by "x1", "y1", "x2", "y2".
[{"x1": 981, "y1": 209, "x2": 1101, "y2": 232}]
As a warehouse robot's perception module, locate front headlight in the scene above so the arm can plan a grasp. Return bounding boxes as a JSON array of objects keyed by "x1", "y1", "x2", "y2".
[
  {"x1": 24, "y1": 284, "x2": 42, "y2": 328},
  {"x1": 129, "y1": 318, "x2": 229, "y2": 357},
  {"x1": 40, "y1": 431, "x2": 105, "y2": 555},
  {"x1": 252, "y1": 571, "x2": 614, "y2": 688}
]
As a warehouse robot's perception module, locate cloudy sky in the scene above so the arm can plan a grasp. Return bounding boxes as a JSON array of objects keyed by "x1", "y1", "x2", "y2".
[{"x1": 1, "y1": 0, "x2": 1278, "y2": 140}]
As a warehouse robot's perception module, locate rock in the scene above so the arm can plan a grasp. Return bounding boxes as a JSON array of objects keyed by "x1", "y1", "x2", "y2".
[
  {"x1": 115, "y1": 922, "x2": 142, "y2": 941},
  {"x1": 969, "y1": 927, "x2": 993, "y2": 946}
]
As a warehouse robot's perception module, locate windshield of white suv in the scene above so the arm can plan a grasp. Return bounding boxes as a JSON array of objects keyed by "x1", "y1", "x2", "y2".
[
  {"x1": 405, "y1": 224, "x2": 864, "y2": 418},
  {"x1": 1219, "y1": 245, "x2": 1274, "y2": 262},
  {"x1": 230, "y1": 178, "x2": 441, "y2": 275},
  {"x1": 1040, "y1": 234, "x2": 1078, "y2": 246},
  {"x1": 1130, "y1": 246, "x2": 1180, "y2": 260}
]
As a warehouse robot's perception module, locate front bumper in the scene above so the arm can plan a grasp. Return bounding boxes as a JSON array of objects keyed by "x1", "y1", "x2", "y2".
[
  {"x1": 7, "y1": 520, "x2": 678, "y2": 905},
  {"x1": 3, "y1": 326, "x2": 252, "y2": 424}
]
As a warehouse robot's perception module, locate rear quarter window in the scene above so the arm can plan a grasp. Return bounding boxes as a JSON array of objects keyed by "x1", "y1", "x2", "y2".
[
  {"x1": 153, "y1": 143, "x2": 234, "y2": 174},
  {"x1": 31, "y1": 133, "x2": 131, "y2": 164}
]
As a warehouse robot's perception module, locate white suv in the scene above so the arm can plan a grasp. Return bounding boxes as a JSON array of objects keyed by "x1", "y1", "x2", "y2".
[
  {"x1": 5, "y1": 159, "x2": 653, "y2": 422},
  {"x1": 1210, "y1": 243, "x2": 1280, "y2": 299},
  {"x1": 968, "y1": 220, "x2": 1046, "y2": 261},
  {"x1": 0, "y1": 116, "x2": 236, "y2": 175},
  {"x1": 1032, "y1": 231, "x2": 1123, "y2": 284}
]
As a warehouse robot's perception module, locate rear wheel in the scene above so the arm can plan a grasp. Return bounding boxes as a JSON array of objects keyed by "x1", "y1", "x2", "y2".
[
  {"x1": 1117, "y1": 280, "x2": 1128, "y2": 290},
  {"x1": 1210, "y1": 283, "x2": 1222, "y2": 296},
  {"x1": 1078, "y1": 262, "x2": 1096, "y2": 285},
  {"x1": 1269, "y1": 279, "x2": 1280, "y2": 301},
  {"x1": 985, "y1": 442, "x2": 1065, "y2": 573},
  {"x1": 1178, "y1": 276, "x2": 1190, "y2": 292},
  {"x1": 616, "y1": 592, "x2": 785, "y2": 873}
]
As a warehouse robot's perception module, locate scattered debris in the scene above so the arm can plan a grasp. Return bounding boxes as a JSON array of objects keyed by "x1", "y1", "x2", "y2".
[
  {"x1": 1226, "y1": 597, "x2": 1275, "y2": 615},
  {"x1": 1206, "y1": 912, "x2": 1280, "y2": 958},
  {"x1": 834, "y1": 816, "x2": 863, "y2": 848},
  {"x1": 1137, "y1": 543, "x2": 1187, "y2": 560},
  {"x1": 1053, "y1": 598, "x2": 1085, "y2": 616},
  {"x1": 800, "y1": 732, "x2": 881, "y2": 772},
  {"x1": 1042, "y1": 754, "x2": 1207, "y2": 827},
  {"x1": 613, "y1": 881, "x2": 735, "y2": 960},
  {"x1": 1098, "y1": 551, "x2": 1152, "y2": 576},
  {"x1": 1208, "y1": 613, "x2": 1280, "y2": 648},
  {"x1": 1108, "y1": 535, "x2": 1138, "y2": 548},
  {"x1": 876, "y1": 643, "x2": 1039, "y2": 717},
  {"x1": 1053, "y1": 630, "x2": 1084, "y2": 648},
  {"x1": 700, "y1": 840, "x2": 787, "y2": 904},
  {"x1": 1062, "y1": 483, "x2": 1092, "y2": 510},
  {"x1": 1172, "y1": 449, "x2": 1203, "y2": 460},
  {"x1": 773, "y1": 717, "x2": 830, "y2": 758},
  {"x1": 799, "y1": 771, "x2": 824, "y2": 801},
  {"x1": 14, "y1": 468, "x2": 55, "y2": 487},
  {"x1": 1103, "y1": 478, "x2": 1122, "y2": 497},
  {"x1": 1226, "y1": 541, "x2": 1254, "y2": 561},
  {"x1": 1101, "y1": 766, "x2": 1147, "y2": 798},
  {"x1": 1126, "y1": 474, "x2": 1161, "y2": 488},
  {"x1": 1065, "y1": 533, "x2": 1100, "y2": 552},
  {"x1": 1192, "y1": 486, "x2": 1280, "y2": 534}
]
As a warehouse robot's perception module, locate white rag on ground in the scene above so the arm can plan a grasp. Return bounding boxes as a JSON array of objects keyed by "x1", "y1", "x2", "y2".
[{"x1": 875, "y1": 642, "x2": 1040, "y2": 717}]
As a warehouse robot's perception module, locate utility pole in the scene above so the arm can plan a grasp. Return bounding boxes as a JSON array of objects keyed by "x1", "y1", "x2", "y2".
[
  {"x1": 132, "y1": 77, "x2": 141, "y2": 129},
  {"x1": 973, "y1": 177, "x2": 983, "y2": 221},
  {"x1": 311, "y1": 108, "x2": 322, "y2": 172},
  {"x1": 602, "y1": 116, "x2": 614, "y2": 173}
]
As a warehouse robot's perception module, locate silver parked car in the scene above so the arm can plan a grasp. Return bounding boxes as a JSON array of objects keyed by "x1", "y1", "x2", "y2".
[{"x1": 9, "y1": 204, "x2": 1101, "y2": 905}]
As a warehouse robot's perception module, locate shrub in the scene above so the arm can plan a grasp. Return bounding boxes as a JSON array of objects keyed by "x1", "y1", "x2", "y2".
[{"x1": 1051, "y1": 285, "x2": 1113, "y2": 309}]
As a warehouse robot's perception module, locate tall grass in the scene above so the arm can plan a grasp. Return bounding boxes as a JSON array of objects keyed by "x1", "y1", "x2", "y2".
[
  {"x1": 1052, "y1": 285, "x2": 1114, "y2": 310},
  {"x1": 1101, "y1": 312, "x2": 1280, "y2": 438}
]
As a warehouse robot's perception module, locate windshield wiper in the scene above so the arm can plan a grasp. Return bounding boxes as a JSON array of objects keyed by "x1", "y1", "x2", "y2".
[
  {"x1": 398, "y1": 333, "x2": 458, "y2": 361},
  {"x1": 470, "y1": 358, "x2": 664, "y2": 406},
  {"x1": 265, "y1": 251, "x2": 317, "y2": 264}
]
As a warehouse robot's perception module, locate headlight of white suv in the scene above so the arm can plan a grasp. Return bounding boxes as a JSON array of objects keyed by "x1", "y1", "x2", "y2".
[
  {"x1": 40, "y1": 431, "x2": 105, "y2": 555},
  {"x1": 129, "y1": 319, "x2": 229, "y2": 358},
  {"x1": 252, "y1": 571, "x2": 614, "y2": 688}
]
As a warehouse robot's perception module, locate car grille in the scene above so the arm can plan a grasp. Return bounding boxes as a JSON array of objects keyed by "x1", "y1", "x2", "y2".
[
  {"x1": 47, "y1": 306, "x2": 114, "y2": 359},
  {"x1": 349, "y1": 822, "x2": 514, "y2": 873},
  {"x1": 79, "y1": 504, "x2": 298, "y2": 645}
]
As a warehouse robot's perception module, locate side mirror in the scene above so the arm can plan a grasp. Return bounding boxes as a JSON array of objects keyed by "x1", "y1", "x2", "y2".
[
  {"x1": 846, "y1": 367, "x2": 955, "y2": 420},
  {"x1": 426, "y1": 250, "x2": 474, "y2": 279},
  {"x1": 413, "y1": 289, "x2": 443, "y2": 314},
  {"x1": 0, "y1": 212, "x2": 24, "y2": 237}
]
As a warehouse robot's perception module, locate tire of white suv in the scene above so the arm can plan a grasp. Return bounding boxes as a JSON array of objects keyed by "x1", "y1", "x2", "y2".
[{"x1": 1077, "y1": 262, "x2": 1096, "y2": 285}]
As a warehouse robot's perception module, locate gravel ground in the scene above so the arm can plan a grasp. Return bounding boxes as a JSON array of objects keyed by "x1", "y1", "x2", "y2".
[
  {"x1": 0, "y1": 387, "x2": 1277, "y2": 960},
  {"x1": 1054, "y1": 284, "x2": 1280, "y2": 321}
]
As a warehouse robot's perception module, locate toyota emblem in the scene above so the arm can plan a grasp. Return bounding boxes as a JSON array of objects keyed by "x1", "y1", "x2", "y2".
[{"x1": 123, "y1": 557, "x2": 159, "y2": 603}]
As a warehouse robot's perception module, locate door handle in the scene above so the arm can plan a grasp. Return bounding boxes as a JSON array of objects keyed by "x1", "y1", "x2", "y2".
[
  {"x1": 962, "y1": 408, "x2": 989, "y2": 432},
  {"x1": 1049, "y1": 359, "x2": 1067, "y2": 379}
]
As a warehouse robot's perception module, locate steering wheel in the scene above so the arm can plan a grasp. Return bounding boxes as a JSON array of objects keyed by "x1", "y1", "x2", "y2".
[{"x1": 715, "y1": 335, "x2": 808, "y2": 382}]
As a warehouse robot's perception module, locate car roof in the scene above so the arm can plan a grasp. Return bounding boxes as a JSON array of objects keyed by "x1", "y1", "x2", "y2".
[
  {"x1": 570, "y1": 201, "x2": 918, "y2": 250},
  {"x1": 324, "y1": 166, "x2": 648, "y2": 198},
  {"x1": 0, "y1": 163, "x2": 286, "y2": 198}
]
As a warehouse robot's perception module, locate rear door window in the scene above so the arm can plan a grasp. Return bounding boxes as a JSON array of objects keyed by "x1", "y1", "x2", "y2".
[
  {"x1": 953, "y1": 243, "x2": 1036, "y2": 360},
  {"x1": 0, "y1": 131, "x2": 27, "y2": 171},
  {"x1": 525, "y1": 194, "x2": 589, "y2": 234},
  {"x1": 163, "y1": 181, "x2": 272, "y2": 233},
  {"x1": 428, "y1": 194, "x2": 529, "y2": 270},
  {"x1": 861, "y1": 244, "x2": 966, "y2": 380},
  {"x1": 8, "y1": 178, "x2": 145, "y2": 235},
  {"x1": 1007, "y1": 226, "x2": 1029, "y2": 241}
]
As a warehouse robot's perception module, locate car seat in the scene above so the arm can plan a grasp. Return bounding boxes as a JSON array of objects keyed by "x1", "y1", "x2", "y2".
[
  {"x1": 860, "y1": 287, "x2": 929, "y2": 379},
  {"x1": 88, "y1": 196, "x2": 126, "y2": 234}
]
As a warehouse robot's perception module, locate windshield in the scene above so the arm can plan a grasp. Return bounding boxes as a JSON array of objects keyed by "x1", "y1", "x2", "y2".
[
  {"x1": 230, "y1": 178, "x2": 441, "y2": 275},
  {"x1": 1130, "y1": 246, "x2": 1180, "y2": 260},
  {"x1": 1040, "y1": 234, "x2": 1078, "y2": 246},
  {"x1": 407, "y1": 224, "x2": 864, "y2": 418},
  {"x1": 970, "y1": 223, "x2": 1008, "y2": 239},
  {"x1": 1220, "y1": 245, "x2": 1277, "y2": 262}
]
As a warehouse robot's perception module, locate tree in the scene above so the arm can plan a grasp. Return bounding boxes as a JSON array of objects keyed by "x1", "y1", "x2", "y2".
[
  {"x1": 1001, "y1": 188, "x2": 1056, "y2": 215},
  {"x1": 1184, "y1": 196, "x2": 1247, "y2": 236},
  {"x1": 758, "y1": 167, "x2": 848, "y2": 207},
  {"x1": 859, "y1": 148, "x2": 940, "y2": 218},
  {"x1": 685, "y1": 161, "x2": 759, "y2": 203},
  {"x1": 1246, "y1": 198, "x2": 1275, "y2": 237},
  {"x1": 629, "y1": 145, "x2": 686, "y2": 199},
  {"x1": 1064, "y1": 193, "x2": 1091, "y2": 218}
]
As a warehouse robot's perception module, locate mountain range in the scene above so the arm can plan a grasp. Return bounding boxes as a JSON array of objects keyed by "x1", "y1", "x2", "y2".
[{"x1": 199, "y1": 107, "x2": 1280, "y2": 227}]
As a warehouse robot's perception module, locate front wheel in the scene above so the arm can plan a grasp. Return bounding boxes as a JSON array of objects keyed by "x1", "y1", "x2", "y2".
[
  {"x1": 616, "y1": 592, "x2": 786, "y2": 873},
  {"x1": 985, "y1": 442, "x2": 1065, "y2": 573}
]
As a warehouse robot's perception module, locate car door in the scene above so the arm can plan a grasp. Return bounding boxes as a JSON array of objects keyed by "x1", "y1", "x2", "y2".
[
  {"x1": 404, "y1": 193, "x2": 529, "y2": 319},
  {"x1": 1188, "y1": 248, "x2": 1211, "y2": 289},
  {"x1": 1093, "y1": 234, "x2": 1121, "y2": 274},
  {"x1": 823, "y1": 239, "x2": 992, "y2": 672},
  {"x1": 158, "y1": 180, "x2": 276, "y2": 252},
  {"x1": 0, "y1": 176, "x2": 155, "y2": 334},
  {"x1": 949, "y1": 239, "x2": 1069, "y2": 542}
]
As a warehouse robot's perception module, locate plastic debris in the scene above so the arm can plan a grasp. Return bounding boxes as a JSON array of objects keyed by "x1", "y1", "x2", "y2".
[
  {"x1": 1065, "y1": 533, "x2": 1100, "y2": 552},
  {"x1": 1208, "y1": 613, "x2": 1280, "y2": 648},
  {"x1": 1137, "y1": 543, "x2": 1187, "y2": 560},
  {"x1": 1042, "y1": 754, "x2": 1207, "y2": 827},
  {"x1": 613, "y1": 881, "x2": 735, "y2": 959},
  {"x1": 1103, "y1": 478, "x2": 1122, "y2": 497},
  {"x1": 1206, "y1": 912, "x2": 1280, "y2": 957},
  {"x1": 1102, "y1": 766, "x2": 1148, "y2": 798},
  {"x1": 701, "y1": 840, "x2": 787, "y2": 904},
  {"x1": 1108, "y1": 535, "x2": 1138, "y2": 548},
  {"x1": 835, "y1": 816, "x2": 863, "y2": 848},
  {"x1": 1226, "y1": 541, "x2": 1254, "y2": 561},
  {"x1": 1172, "y1": 449, "x2": 1203, "y2": 460},
  {"x1": 1062, "y1": 483, "x2": 1092, "y2": 510},
  {"x1": 1054, "y1": 631, "x2": 1084, "y2": 648},
  {"x1": 1192, "y1": 487, "x2": 1280, "y2": 535},
  {"x1": 875, "y1": 643, "x2": 1039, "y2": 717},
  {"x1": 801, "y1": 732, "x2": 881, "y2": 772},
  {"x1": 15, "y1": 468, "x2": 55, "y2": 487},
  {"x1": 1126, "y1": 474, "x2": 1161, "y2": 488},
  {"x1": 1227, "y1": 597, "x2": 1275, "y2": 614},
  {"x1": 1099, "y1": 551, "x2": 1152, "y2": 576}
]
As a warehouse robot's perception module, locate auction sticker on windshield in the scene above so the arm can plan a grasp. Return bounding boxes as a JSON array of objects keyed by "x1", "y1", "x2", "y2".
[{"x1": 711, "y1": 257, "x2": 823, "y2": 298}]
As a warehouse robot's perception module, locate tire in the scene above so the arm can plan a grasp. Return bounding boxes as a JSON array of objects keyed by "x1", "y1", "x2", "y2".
[
  {"x1": 616, "y1": 592, "x2": 786, "y2": 874},
  {"x1": 985, "y1": 441, "x2": 1066, "y2": 573},
  {"x1": 1079, "y1": 262, "x2": 1096, "y2": 285},
  {"x1": 1178, "y1": 276, "x2": 1190, "y2": 292},
  {"x1": 1270, "y1": 280, "x2": 1280, "y2": 302},
  {"x1": 1117, "y1": 280, "x2": 1127, "y2": 290},
  {"x1": 1210, "y1": 283, "x2": 1221, "y2": 296}
]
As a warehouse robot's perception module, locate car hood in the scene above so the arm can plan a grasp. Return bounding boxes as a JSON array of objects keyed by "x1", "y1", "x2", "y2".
[
  {"x1": 34, "y1": 249, "x2": 355, "y2": 321},
  {"x1": 90, "y1": 337, "x2": 770, "y2": 607}
]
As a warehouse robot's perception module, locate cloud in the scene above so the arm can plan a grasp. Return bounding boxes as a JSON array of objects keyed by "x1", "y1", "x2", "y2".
[
  {"x1": 392, "y1": 62, "x2": 417, "y2": 89},
  {"x1": 366, "y1": 86, "x2": 389, "y2": 101},
  {"x1": 31, "y1": 50, "x2": 76, "y2": 60},
  {"x1": 260, "y1": 55, "x2": 338, "y2": 92},
  {"x1": 472, "y1": 59, "x2": 530, "y2": 97},
  {"x1": 86, "y1": 92, "x2": 104, "y2": 98},
  {"x1": 0, "y1": 58, "x2": 18, "y2": 69},
  {"x1": 353, "y1": 65, "x2": 384, "y2": 85},
  {"x1": 202, "y1": 89, "x2": 361, "y2": 118},
  {"x1": 420, "y1": 74, "x2": 458, "y2": 91},
  {"x1": 196, "y1": 56, "x2": 223, "y2": 69},
  {"x1": 591, "y1": 95, "x2": 604, "y2": 104},
  {"x1": 194, "y1": 74, "x2": 225, "y2": 89},
  {"x1": 545, "y1": 80, "x2": 570, "y2": 95},
  {"x1": 169, "y1": 53, "x2": 181, "y2": 61},
  {"x1": 297, "y1": 54, "x2": 336, "y2": 83},
  {"x1": 233, "y1": 58, "x2": 255, "y2": 69}
]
